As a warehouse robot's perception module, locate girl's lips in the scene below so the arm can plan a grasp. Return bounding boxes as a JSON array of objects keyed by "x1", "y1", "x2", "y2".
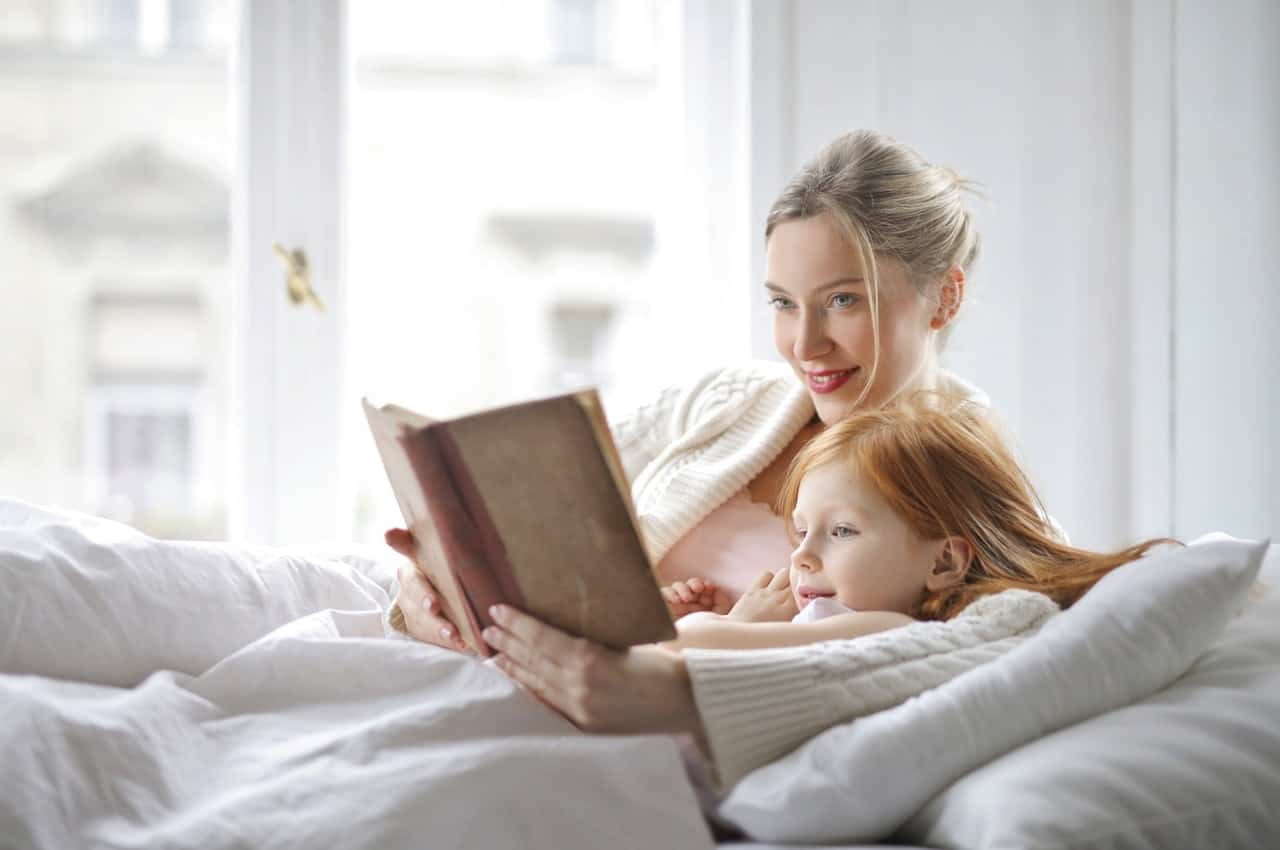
[
  {"x1": 805, "y1": 368, "x2": 857, "y2": 395},
  {"x1": 797, "y1": 587, "x2": 836, "y2": 600}
]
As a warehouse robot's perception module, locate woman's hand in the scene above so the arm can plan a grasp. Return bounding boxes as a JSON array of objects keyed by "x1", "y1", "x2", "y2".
[
  {"x1": 482, "y1": 604, "x2": 706, "y2": 740},
  {"x1": 385, "y1": 527, "x2": 468, "y2": 651},
  {"x1": 660, "y1": 577, "x2": 733, "y2": 619},
  {"x1": 726, "y1": 569, "x2": 798, "y2": 623}
]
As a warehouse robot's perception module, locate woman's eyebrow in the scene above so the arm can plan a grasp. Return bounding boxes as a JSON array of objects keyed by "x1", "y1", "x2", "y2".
[{"x1": 764, "y1": 277, "x2": 865, "y2": 293}]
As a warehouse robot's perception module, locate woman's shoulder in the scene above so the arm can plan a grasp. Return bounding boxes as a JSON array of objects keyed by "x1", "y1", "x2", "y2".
[
  {"x1": 609, "y1": 360, "x2": 801, "y2": 456},
  {"x1": 689, "y1": 359, "x2": 798, "y2": 400},
  {"x1": 674, "y1": 360, "x2": 805, "y2": 430},
  {"x1": 937, "y1": 369, "x2": 991, "y2": 407}
]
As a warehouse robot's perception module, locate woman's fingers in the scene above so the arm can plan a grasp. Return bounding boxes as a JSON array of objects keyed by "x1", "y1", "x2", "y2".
[
  {"x1": 396, "y1": 560, "x2": 438, "y2": 613},
  {"x1": 751, "y1": 570, "x2": 774, "y2": 590},
  {"x1": 392, "y1": 559, "x2": 465, "y2": 650},
  {"x1": 485, "y1": 605, "x2": 581, "y2": 670},
  {"x1": 768, "y1": 568, "x2": 791, "y2": 590},
  {"x1": 384, "y1": 527, "x2": 415, "y2": 558}
]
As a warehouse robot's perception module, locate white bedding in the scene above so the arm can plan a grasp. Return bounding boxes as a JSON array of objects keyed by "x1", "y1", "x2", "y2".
[
  {"x1": 0, "y1": 500, "x2": 714, "y2": 850},
  {"x1": 2, "y1": 609, "x2": 715, "y2": 849},
  {"x1": 2, "y1": 498, "x2": 1278, "y2": 850}
]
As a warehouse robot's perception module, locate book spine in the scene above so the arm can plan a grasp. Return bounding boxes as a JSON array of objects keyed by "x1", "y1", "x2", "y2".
[
  {"x1": 400, "y1": 428, "x2": 489, "y2": 654},
  {"x1": 433, "y1": 426, "x2": 527, "y2": 624}
]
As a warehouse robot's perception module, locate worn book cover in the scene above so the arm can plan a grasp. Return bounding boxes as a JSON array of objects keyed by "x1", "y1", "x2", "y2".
[{"x1": 363, "y1": 390, "x2": 676, "y2": 656}]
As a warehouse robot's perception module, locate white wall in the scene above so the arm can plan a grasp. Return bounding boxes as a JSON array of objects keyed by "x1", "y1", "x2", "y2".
[
  {"x1": 735, "y1": 0, "x2": 1279, "y2": 549},
  {"x1": 1172, "y1": 0, "x2": 1280, "y2": 542}
]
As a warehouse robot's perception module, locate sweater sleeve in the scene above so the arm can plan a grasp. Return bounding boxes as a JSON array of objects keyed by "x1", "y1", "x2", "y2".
[{"x1": 683, "y1": 590, "x2": 1060, "y2": 790}]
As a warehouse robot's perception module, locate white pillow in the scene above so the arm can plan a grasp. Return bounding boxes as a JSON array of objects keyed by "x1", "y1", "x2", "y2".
[
  {"x1": 898, "y1": 542, "x2": 1280, "y2": 850},
  {"x1": 716, "y1": 534, "x2": 1269, "y2": 844},
  {"x1": 0, "y1": 498, "x2": 393, "y2": 687}
]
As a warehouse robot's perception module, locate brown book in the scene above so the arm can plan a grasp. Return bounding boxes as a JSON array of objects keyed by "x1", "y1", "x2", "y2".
[{"x1": 363, "y1": 389, "x2": 676, "y2": 656}]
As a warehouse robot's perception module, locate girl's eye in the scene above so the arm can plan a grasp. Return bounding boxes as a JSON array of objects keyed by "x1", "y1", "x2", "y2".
[
  {"x1": 794, "y1": 528, "x2": 807, "y2": 539},
  {"x1": 829, "y1": 293, "x2": 859, "y2": 309},
  {"x1": 767, "y1": 296, "x2": 795, "y2": 311},
  {"x1": 831, "y1": 524, "x2": 857, "y2": 538}
]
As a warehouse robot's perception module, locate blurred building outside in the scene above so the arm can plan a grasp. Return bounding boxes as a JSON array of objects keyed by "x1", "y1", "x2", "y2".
[{"x1": 0, "y1": 0, "x2": 695, "y2": 544}]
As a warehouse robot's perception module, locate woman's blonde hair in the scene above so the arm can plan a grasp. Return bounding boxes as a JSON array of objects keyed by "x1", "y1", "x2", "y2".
[
  {"x1": 778, "y1": 396, "x2": 1177, "y2": 620},
  {"x1": 767, "y1": 130, "x2": 983, "y2": 408}
]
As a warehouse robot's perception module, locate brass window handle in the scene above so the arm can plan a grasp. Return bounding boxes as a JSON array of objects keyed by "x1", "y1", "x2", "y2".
[{"x1": 272, "y1": 243, "x2": 326, "y2": 311}]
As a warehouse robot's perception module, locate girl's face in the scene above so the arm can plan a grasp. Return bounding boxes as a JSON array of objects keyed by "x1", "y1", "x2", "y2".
[
  {"x1": 788, "y1": 461, "x2": 942, "y2": 615},
  {"x1": 766, "y1": 213, "x2": 938, "y2": 425}
]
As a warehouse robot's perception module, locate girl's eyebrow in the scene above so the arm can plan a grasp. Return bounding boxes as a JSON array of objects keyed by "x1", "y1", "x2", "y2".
[{"x1": 764, "y1": 277, "x2": 865, "y2": 293}]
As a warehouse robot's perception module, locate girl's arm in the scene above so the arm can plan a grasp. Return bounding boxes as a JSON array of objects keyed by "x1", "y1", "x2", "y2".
[{"x1": 662, "y1": 610, "x2": 916, "y2": 650}]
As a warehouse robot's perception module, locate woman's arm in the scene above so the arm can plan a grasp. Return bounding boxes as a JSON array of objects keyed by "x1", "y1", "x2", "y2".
[{"x1": 664, "y1": 610, "x2": 916, "y2": 650}]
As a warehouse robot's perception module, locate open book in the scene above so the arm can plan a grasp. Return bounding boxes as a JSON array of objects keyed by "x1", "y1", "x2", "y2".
[{"x1": 364, "y1": 390, "x2": 676, "y2": 656}]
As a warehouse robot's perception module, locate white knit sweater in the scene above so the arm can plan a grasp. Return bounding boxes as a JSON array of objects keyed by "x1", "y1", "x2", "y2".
[
  {"x1": 688, "y1": 589, "x2": 1059, "y2": 792},
  {"x1": 612, "y1": 360, "x2": 989, "y2": 564},
  {"x1": 609, "y1": 359, "x2": 1024, "y2": 789}
]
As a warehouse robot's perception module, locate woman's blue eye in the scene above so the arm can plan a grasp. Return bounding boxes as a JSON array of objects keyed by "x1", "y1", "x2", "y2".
[
  {"x1": 767, "y1": 296, "x2": 795, "y2": 311},
  {"x1": 794, "y1": 528, "x2": 807, "y2": 539},
  {"x1": 832, "y1": 525, "x2": 857, "y2": 538},
  {"x1": 829, "y1": 293, "x2": 859, "y2": 309}
]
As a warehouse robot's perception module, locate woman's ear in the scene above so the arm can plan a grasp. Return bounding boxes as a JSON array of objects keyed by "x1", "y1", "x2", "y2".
[
  {"x1": 925, "y1": 536, "x2": 973, "y2": 591},
  {"x1": 929, "y1": 266, "x2": 966, "y2": 330}
]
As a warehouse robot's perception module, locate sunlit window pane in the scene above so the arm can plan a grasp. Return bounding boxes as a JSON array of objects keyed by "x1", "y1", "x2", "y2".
[
  {"x1": 345, "y1": 0, "x2": 686, "y2": 543},
  {"x1": 0, "y1": 0, "x2": 231, "y2": 538}
]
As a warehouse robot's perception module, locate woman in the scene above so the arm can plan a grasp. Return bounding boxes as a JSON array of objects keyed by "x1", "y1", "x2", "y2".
[{"x1": 389, "y1": 128, "x2": 991, "y2": 788}]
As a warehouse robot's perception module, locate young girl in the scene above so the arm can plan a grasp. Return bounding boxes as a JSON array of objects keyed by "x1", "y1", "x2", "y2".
[{"x1": 658, "y1": 395, "x2": 1175, "y2": 651}]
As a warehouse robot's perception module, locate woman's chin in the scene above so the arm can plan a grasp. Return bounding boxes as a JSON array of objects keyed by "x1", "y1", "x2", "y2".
[{"x1": 809, "y1": 392, "x2": 861, "y2": 425}]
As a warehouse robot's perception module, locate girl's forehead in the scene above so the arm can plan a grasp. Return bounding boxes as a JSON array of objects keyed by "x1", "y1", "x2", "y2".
[{"x1": 796, "y1": 462, "x2": 885, "y2": 516}]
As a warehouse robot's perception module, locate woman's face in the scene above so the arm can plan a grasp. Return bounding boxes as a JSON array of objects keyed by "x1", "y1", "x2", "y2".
[{"x1": 766, "y1": 213, "x2": 937, "y2": 425}]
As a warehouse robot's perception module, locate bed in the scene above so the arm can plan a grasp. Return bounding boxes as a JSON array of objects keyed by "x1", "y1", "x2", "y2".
[{"x1": 2, "y1": 497, "x2": 1277, "y2": 849}]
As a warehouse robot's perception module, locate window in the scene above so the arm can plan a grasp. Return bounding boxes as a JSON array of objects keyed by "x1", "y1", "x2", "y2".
[{"x1": 0, "y1": 3, "x2": 231, "y2": 538}]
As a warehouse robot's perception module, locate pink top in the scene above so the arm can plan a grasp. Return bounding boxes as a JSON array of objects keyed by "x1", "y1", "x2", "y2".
[{"x1": 654, "y1": 487, "x2": 795, "y2": 601}]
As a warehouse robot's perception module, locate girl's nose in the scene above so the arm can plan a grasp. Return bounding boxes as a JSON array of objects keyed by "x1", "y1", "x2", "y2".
[{"x1": 790, "y1": 542, "x2": 821, "y2": 573}]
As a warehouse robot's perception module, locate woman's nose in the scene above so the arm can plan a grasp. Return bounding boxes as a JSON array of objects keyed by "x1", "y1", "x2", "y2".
[{"x1": 793, "y1": 310, "x2": 833, "y2": 361}]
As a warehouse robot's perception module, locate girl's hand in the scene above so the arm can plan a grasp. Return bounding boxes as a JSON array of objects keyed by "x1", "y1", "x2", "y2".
[
  {"x1": 385, "y1": 527, "x2": 468, "y2": 651},
  {"x1": 726, "y1": 569, "x2": 798, "y2": 623},
  {"x1": 660, "y1": 577, "x2": 733, "y2": 619},
  {"x1": 482, "y1": 605, "x2": 707, "y2": 740}
]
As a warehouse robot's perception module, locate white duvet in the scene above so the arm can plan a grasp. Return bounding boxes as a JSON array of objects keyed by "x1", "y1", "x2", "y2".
[
  {"x1": 2, "y1": 499, "x2": 1277, "y2": 850},
  {"x1": 2, "y1": 609, "x2": 712, "y2": 850},
  {"x1": 0, "y1": 501, "x2": 714, "y2": 850}
]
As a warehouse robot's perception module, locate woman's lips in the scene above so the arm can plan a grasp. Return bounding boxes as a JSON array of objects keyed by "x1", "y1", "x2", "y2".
[
  {"x1": 805, "y1": 368, "x2": 857, "y2": 395},
  {"x1": 797, "y1": 587, "x2": 836, "y2": 600}
]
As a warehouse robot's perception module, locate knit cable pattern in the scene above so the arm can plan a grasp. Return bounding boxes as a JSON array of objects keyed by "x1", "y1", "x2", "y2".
[{"x1": 686, "y1": 589, "x2": 1060, "y2": 789}]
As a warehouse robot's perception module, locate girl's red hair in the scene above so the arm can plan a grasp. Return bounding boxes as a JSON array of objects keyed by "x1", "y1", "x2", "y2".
[{"x1": 779, "y1": 395, "x2": 1176, "y2": 620}]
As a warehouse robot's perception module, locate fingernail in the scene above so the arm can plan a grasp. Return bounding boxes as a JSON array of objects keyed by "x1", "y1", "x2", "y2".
[
  {"x1": 489, "y1": 605, "x2": 503, "y2": 622},
  {"x1": 482, "y1": 627, "x2": 497, "y2": 643},
  {"x1": 440, "y1": 626, "x2": 453, "y2": 639},
  {"x1": 422, "y1": 596, "x2": 434, "y2": 610}
]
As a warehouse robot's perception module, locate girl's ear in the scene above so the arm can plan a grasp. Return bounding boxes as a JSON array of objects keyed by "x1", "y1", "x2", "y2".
[
  {"x1": 929, "y1": 266, "x2": 966, "y2": 330},
  {"x1": 926, "y1": 537, "x2": 973, "y2": 591}
]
